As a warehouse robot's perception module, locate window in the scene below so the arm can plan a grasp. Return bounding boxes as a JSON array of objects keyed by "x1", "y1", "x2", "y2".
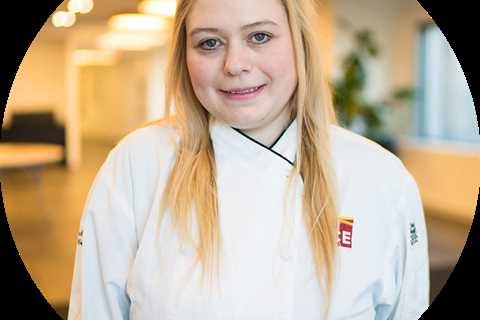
[{"x1": 416, "y1": 23, "x2": 479, "y2": 143}]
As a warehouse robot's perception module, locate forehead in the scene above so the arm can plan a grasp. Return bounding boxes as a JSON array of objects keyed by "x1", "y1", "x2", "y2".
[{"x1": 186, "y1": 0, "x2": 287, "y2": 30}]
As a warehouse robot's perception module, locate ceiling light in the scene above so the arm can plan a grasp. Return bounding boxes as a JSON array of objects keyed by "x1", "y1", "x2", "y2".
[
  {"x1": 138, "y1": 0, "x2": 176, "y2": 18},
  {"x1": 68, "y1": 0, "x2": 94, "y2": 14},
  {"x1": 52, "y1": 11, "x2": 76, "y2": 28},
  {"x1": 108, "y1": 13, "x2": 168, "y2": 33}
]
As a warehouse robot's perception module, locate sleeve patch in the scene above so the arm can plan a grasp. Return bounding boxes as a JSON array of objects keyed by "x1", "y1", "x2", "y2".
[
  {"x1": 77, "y1": 229, "x2": 83, "y2": 246},
  {"x1": 409, "y1": 222, "x2": 418, "y2": 246}
]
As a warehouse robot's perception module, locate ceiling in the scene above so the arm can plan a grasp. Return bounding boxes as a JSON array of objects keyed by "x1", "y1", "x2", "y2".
[
  {"x1": 39, "y1": 0, "x2": 143, "y2": 43},
  {"x1": 56, "y1": 0, "x2": 140, "y2": 22}
]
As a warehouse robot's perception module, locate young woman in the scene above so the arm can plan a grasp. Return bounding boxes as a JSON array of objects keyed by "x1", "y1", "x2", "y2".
[{"x1": 67, "y1": 0, "x2": 430, "y2": 319}]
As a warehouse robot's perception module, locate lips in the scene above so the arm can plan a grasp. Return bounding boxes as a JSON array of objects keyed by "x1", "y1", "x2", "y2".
[
  {"x1": 220, "y1": 84, "x2": 266, "y2": 94},
  {"x1": 219, "y1": 84, "x2": 267, "y2": 101}
]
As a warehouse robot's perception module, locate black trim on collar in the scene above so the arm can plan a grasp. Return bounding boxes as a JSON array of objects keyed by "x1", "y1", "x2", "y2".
[
  {"x1": 231, "y1": 118, "x2": 296, "y2": 166},
  {"x1": 269, "y1": 116, "x2": 295, "y2": 149}
]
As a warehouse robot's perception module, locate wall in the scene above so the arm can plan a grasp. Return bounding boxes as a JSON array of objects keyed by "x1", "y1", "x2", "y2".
[
  {"x1": 331, "y1": 0, "x2": 432, "y2": 136},
  {"x1": 145, "y1": 46, "x2": 168, "y2": 121},
  {"x1": 398, "y1": 141, "x2": 479, "y2": 224},
  {"x1": 79, "y1": 50, "x2": 151, "y2": 143},
  {"x1": 392, "y1": 1, "x2": 477, "y2": 224},
  {"x1": 4, "y1": 39, "x2": 67, "y2": 127},
  {"x1": 332, "y1": 0, "x2": 403, "y2": 101}
]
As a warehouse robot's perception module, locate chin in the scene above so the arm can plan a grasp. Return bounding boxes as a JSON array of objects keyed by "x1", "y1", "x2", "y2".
[{"x1": 223, "y1": 115, "x2": 264, "y2": 130}]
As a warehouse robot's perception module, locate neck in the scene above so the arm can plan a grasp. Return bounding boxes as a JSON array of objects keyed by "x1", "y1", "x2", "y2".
[{"x1": 238, "y1": 108, "x2": 295, "y2": 147}]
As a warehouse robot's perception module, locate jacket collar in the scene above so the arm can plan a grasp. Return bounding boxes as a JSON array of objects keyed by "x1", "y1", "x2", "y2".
[{"x1": 209, "y1": 116, "x2": 297, "y2": 167}]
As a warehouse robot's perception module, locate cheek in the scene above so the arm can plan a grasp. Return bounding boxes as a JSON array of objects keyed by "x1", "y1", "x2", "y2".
[
  {"x1": 186, "y1": 54, "x2": 216, "y2": 92},
  {"x1": 262, "y1": 44, "x2": 297, "y2": 84}
]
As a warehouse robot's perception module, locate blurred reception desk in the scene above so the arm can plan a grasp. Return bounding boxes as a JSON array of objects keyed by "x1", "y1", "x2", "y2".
[{"x1": 0, "y1": 143, "x2": 64, "y2": 169}]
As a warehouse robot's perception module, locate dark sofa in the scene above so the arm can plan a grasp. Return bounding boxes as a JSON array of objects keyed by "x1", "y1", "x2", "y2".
[{"x1": 1, "y1": 111, "x2": 66, "y2": 164}]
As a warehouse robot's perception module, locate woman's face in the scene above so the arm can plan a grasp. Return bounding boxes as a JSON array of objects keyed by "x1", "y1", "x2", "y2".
[{"x1": 186, "y1": 0, "x2": 298, "y2": 139}]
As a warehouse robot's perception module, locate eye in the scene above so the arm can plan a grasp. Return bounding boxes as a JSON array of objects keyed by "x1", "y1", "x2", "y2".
[
  {"x1": 199, "y1": 38, "x2": 221, "y2": 50},
  {"x1": 250, "y1": 32, "x2": 271, "y2": 44}
]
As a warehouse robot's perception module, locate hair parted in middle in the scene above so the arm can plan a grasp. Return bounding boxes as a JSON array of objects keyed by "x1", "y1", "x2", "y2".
[{"x1": 160, "y1": 0, "x2": 340, "y2": 316}]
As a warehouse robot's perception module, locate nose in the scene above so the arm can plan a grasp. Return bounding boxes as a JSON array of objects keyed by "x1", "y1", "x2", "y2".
[{"x1": 223, "y1": 44, "x2": 251, "y2": 76}]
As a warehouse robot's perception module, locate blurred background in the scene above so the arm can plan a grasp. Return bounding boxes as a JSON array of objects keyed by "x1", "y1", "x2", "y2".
[{"x1": 0, "y1": 0, "x2": 478, "y2": 318}]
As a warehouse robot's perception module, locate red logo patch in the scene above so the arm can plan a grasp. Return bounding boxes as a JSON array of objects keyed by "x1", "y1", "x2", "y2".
[{"x1": 338, "y1": 216, "x2": 354, "y2": 248}]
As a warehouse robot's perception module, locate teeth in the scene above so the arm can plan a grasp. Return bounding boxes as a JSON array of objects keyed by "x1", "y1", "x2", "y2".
[{"x1": 229, "y1": 86, "x2": 259, "y2": 94}]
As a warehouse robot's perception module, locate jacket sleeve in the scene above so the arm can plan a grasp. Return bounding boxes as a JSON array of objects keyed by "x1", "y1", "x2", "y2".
[
  {"x1": 67, "y1": 143, "x2": 138, "y2": 320},
  {"x1": 377, "y1": 170, "x2": 430, "y2": 320}
]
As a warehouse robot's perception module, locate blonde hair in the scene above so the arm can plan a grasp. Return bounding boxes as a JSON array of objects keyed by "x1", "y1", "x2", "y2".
[{"x1": 161, "y1": 0, "x2": 339, "y2": 316}]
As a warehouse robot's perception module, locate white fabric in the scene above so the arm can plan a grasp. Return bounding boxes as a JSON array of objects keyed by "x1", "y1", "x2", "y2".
[{"x1": 67, "y1": 117, "x2": 430, "y2": 320}]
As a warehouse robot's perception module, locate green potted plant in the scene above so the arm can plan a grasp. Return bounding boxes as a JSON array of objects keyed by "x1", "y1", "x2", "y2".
[{"x1": 331, "y1": 18, "x2": 415, "y2": 155}]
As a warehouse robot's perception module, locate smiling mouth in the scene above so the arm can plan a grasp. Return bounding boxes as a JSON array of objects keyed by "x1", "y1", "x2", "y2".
[{"x1": 219, "y1": 84, "x2": 266, "y2": 94}]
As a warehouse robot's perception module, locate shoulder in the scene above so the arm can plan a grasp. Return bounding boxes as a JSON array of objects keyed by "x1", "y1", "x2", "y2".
[
  {"x1": 107, "y1": 117, "x2": 180, "y2": 163},
  {"x1": 116, "y1": 117, "x2": 179, "y2": 153},
  {"x1": 97, "y1": 117, "x2": 180, "y2": 183},
  {"x1": 328, "y1": 127, "x2": 426, "y2": 250},
  {"x1": 330, "y1": 124, "x2": 407, "y2": 173},
  {"x1": 328, "y1": 124, "x2": 414, "y2": 197}
]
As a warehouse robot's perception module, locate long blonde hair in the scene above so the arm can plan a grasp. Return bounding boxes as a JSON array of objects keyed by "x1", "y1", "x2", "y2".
[{"x1": 161, "y1": 0, "x2": 339, "y2": 315}]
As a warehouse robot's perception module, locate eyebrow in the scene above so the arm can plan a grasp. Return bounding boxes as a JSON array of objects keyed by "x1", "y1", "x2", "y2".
[{"x1": 188, "y1": 20, "x2": 279, "y2": 37}]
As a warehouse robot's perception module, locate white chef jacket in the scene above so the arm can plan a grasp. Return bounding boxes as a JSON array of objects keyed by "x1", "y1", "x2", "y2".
[{"x1": 67, "y1": 116, "x2": 430, "y2": 320}]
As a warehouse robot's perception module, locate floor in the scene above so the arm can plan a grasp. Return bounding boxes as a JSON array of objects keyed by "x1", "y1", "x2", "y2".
[{"x1": 0, "y1": 139, "x2": 473, "y2": 319}]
